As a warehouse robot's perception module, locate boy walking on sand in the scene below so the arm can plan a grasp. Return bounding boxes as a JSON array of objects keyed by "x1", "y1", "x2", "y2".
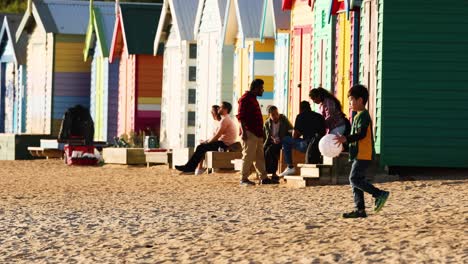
[{"x1": 336, "y1": 85, "x2": 389, "y2": 218}]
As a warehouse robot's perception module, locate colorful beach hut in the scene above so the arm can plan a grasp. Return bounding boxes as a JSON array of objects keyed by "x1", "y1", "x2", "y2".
[
  {"x1": 282, "y1": 0, "x2": 314, "y2": 119},
  {"x1": 193, "y1": 0, "x2": 233, "y2": 143},
  {"x1": 0, "y1": 14, "x2": 26, "y2": 134},
  {"x1": 224, "y1": 0, "x2": 275, "y2": 119},
  {"x1": 357, "y1": 0, "x2": 468, "y2": 169},
  {"x1": 155, "y1": 0, "x2": 199, "y2": 149},
  {"x1": 328, "y1": 0, "x2": 360, "y2": 116},
  {"x1": 109, "y1": 2, "x2": 164, "y2": 138},
  {"x1": 260, "y1": 0, "x2": 291, "y2": 115},
  {"x1": 16, "y1": 0, "x2": 93, "y2": 136},
  {"x1": 83, "y1": 1, "x2": 118, "y2": 142}
]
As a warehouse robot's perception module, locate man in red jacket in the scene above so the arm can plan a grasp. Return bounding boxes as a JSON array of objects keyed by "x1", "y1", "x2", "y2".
[{"x1": 237, "y1": 79, "x2": 278, "y2": 185}]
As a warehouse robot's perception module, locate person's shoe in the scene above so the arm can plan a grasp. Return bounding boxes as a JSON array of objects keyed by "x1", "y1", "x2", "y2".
[
  {"x1": 279, "y1": 166, "x2": 296, "y2": 176},
  {"x1": 342, "y1": 210, "x2": 367, "y2": 218},
  {"x1": 374, "y1": 191, "x2": 390, "y2": 213},
  {"x1": 194, "y1": 168, "x2": 206, "y2": 175},
  {"x1": 175, "y1": 165, "x2": 194, "y2": 173},
  {"x1": 240, "y1": 180, "x2": 256, "y2": 186},
  {"x1": 175, "y1": 165, "x2": 186, "y2": 172},
  {"x1": 260, "y1": 178, "x2": 279, "y2": 185},
  {"x1": 271, "y1": 175, "x2": 280, "y2": 183}
]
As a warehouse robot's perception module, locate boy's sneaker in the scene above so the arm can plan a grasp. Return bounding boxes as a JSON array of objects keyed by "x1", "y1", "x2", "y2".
[
  {"x1": 260, "y1": 178, "x2": 279, "y2": 185},
  {"x1": 279, "y1": 167, "x2": 296, "y2": 176},
  {"x1": 374, "y1": 191, "x2": 390, "y2": 213},
  {"x1": 342, "y1": 210, "x2": 367, "y2": 218},
  {"x1": 240, "y1": 180, "x2": 256, "y2": 186}
]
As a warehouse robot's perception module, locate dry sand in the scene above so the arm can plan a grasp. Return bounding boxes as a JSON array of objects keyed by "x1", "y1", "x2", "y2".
[{"x1": 0, "y1": 160, "x2": 466, "y2": 263}]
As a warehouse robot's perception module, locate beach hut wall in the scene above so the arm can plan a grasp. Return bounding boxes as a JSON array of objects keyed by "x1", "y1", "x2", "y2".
[
  {"x1": 193, "y1": 0, "x2": 234, "y2": 144},
  {"x1": 285, "y1": 0, "x2": 315, "y2": 119},
  {"x1": 260, "y1": 0, "x2": 291, "y2": 116},
  {"x1": 16, "y1": 0, "x2": 94, "y2": 136},
  {"x1": 155, "y1": 0, "x2": 199, "y2": 149},
  {"x1": 366, "y1": 0, "x2": 468, "y2": 168},
  {"x1": 109, "y1": 2, "x2": 164, "y2": 138},
  {"x1": 84, "y1": 1, "x2": 119, "y2": 142},
  {"x1": 224, "y1": 0, "x2": 275, "y2": 120},
  {"x1": 0, "y1": 14, "x2": 26, "y2": 134},
  {"x1": 311, "y1": 0, "x2": 335, "y2": 93},
  {"x1": 329, "y1": 0, "x2": 360, "y2": 118}
]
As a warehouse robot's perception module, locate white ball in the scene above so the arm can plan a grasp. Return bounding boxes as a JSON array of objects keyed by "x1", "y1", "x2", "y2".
[{"x1": 319, "y1": 134, "x2": 343, "y2": 158}]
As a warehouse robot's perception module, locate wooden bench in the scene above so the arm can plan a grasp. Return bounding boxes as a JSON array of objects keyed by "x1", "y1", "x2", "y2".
[
  {"x1": 205, "y1": 151, "x2": 243, "y2": 173},
  {"x1": 145, "y1": 151, "x2": 171, "y2": 168},
  {"x1": 27, "y1": 147, "x2": 64, "y2": 159},
  {"x1": 102, "y1": 148, "x2": 146, "y2": 165}
]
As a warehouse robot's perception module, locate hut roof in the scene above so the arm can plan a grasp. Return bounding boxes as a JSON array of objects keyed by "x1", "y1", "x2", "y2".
[
  {"x1": 110, "y1": 2, "x2": 163, "y2": 61},
  {"x1": 260, "y1": 0, "x2": 291, "y2": 40},
  {"x1": 0, "y1": 14, "x2": 27, "y2": 64},
  {"x1": 83, "y1": 2, "x2": 116, "y2": 60},
  {"x1": 194, "y1": 0, "x2": 228, "y2": 37},
  {"x1": 154, "y1": 0, "x2": 199, "y2": 54},
  {"x1": 223, "y1": 0, "x2": 264, "y2": 45}
]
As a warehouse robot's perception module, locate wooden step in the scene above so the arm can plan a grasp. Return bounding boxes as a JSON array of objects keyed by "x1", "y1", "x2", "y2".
[
  {"x1": 284, "y1": 175, "x2": 320, "y2": 187},
  {"x1": 206, "y1": 151, "x2": 243, "y2": 173},
  {"x1": 145, "y1": 151, "x2": 169, "y2": 167}
]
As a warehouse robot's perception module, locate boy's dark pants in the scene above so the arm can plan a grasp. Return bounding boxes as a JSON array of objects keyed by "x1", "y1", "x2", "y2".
[{"x1": 349, "y1": 160, "x2": 383, "y2": 210}]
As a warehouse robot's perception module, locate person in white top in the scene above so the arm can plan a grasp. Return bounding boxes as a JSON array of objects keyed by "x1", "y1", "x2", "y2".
[{"x1": 176, "y1": 102, "x2": 237, "y2": 175}]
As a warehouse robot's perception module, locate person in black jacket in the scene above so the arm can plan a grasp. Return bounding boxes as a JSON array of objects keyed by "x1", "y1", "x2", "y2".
[
  {"x1": 58, "y1": 105, "x2": 94, "y2": 145},
  {"x1": 263, "y1": 105, "x2": 293, "y2": 182},
  {"x1": 279, "y1": 101, "x2": 325, "y2": 176}
]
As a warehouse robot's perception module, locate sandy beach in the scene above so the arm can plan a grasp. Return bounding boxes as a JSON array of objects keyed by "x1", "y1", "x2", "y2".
[{"x1": 0, "y1": 160, "x2": 466, "y2": 263}]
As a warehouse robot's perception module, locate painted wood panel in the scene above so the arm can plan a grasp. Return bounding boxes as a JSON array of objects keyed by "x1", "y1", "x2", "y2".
[
  {"x1": 378, "y1": 0, "x2": 468, "y2": 168},
  {"x1": 160, "y1": 44, "x2": 184, "y2": 149},
  {"x1": 312, "y1": 0, "x2": 335, "y2": 91},
  {"x1": 273, "y1": 32, "x2": 290, "y2": 115},
  {"x1": 107, "y1": 59, "x2": 119, "y2": 142},
  {"x1": 196, "y1": 32, "x2": 219, "y2": 143},
  {"x1": 135, "y1": 54, "x2": 163, "y2": 135},
  {"x1": 26, "y1": 27, "x2": 53, "y2": 134},
  {"x1": 289, "y1": 0, "x2": 314, "y2": 120}
]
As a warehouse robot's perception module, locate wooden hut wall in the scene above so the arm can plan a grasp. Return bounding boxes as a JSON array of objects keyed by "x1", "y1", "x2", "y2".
[
  {"x1": 52, "y1": 34, "x2": 91, "y2": 136},
  {"x1": 359, "y1": 0, "x2": 379, "y2": 146},
  {"x1": 289, "y1": 0, "x2": 314, "y2": 119},
  {"x1": 195, "y1": 0, "x2": 229, "y2": 144},
  {"x1": 135, "y1": 54, "x2": 163, "y2": 135},
  {"x1": 25, "y1": 26, "x2": 53, "y2": 134},
  {"x1": 312, "y1": 0, "x2": 335, "y2": 92},
  {"x1": 273, "y1": 32, "x2": 290, "y2": 115},
  {"x1": 334, "y1": 12, "x2": 359, "y2": 118}
]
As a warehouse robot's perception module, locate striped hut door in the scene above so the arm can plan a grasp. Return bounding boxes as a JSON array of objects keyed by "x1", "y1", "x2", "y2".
[{"x1": 335, "y1": 13, "x2": 352, "y2": 117}]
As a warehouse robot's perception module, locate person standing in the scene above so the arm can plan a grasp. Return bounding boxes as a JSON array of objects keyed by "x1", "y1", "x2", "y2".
[
  {"x1": 336, "y1": 85, "x2": 389, "y2": 218},
  {"x1": 263, "y1": 105, "x2": 293, "y2": 182},
  {"x1": 237, "y1": 79, "x2": 277, "y2": 185}
]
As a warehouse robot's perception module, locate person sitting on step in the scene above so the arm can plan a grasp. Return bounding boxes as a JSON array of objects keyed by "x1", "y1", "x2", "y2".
[
  {"x1": 263, "y1": 105, "x2": 293, "y2": 182},
  {"x1": 175, "y1": 102, "x2": 237, "y2": 175},
  {"x1": 279, "y1": 101, "x2": 326, "y2": 176}
]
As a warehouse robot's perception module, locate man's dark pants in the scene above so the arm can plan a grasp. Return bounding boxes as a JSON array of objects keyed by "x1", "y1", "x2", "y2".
[
  {"x1": 184, "y1": 141, "x2": 227, "y2": 171},
  {"x1": 264, "y1": 143, "x2": 282, "y2": 175}
]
